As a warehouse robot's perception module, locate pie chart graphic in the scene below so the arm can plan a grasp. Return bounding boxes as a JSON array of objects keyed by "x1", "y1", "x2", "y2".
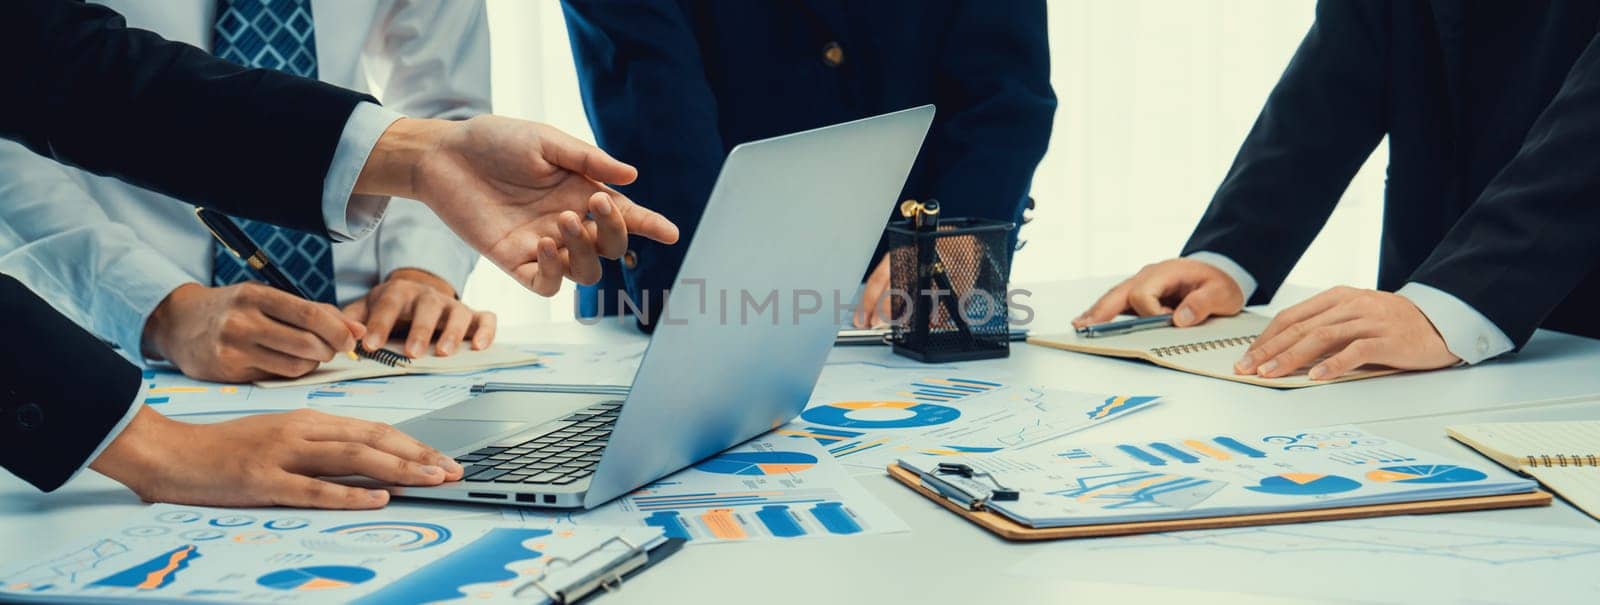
[
  {"x1": 801, "y1": 400, "x2": 960, "y2": 429},
  {"x1": 1245, "y1": 473, "x2": 1362, "y2": 496},
  {"x1": 256, "y1": 566, "x2": 375, "y2": 591},
  {"x1": 1366, "y1": 465, "x2": 1487, "y2": 484},
  {"x1": 695, "y1": 451, "x2": 818, "y2": 475}
]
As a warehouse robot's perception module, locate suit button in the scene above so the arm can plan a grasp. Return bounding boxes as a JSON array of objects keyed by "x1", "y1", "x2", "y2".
[
  {"x1": 622, "y1": 250, "x2": 639, "y2": 270},
  {"x1": 822, "y1": 41, "x2": 844, "y2": 67},
  {"x1": 15, "y1": 403, "x2": 42, "y2": 431}
]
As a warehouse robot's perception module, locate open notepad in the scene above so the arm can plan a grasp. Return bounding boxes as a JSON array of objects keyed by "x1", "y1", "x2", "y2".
[
  {"x1": 1028, "y1": 312, "x2": 1399, "y2": 388},
  {"x1": 1448, "y1": 421, "x2": 1600, "y2": 522},
  {"x1": 255, "y1": 344, "x2": 541, "y2": 388}
]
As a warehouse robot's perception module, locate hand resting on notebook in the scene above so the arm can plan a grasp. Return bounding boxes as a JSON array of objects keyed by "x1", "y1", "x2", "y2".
[{"x1": 1077, "y1": 259, "x2": 1458, "y2": 381}]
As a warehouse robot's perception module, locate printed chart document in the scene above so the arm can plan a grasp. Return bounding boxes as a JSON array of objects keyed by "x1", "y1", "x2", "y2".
[
  {"x1": 0, "y1": 505, "x2": 667, "y2": 604},
  {"x1": 897, "y1": 425, "x2": 1536, "y2": 527},
  {"x1": 777, "y1": 361, "x2": 1160, "y2": 474},
  {"x1": 1448, "y1": 421, "x2": 1600, "y2": 521},
  {"x1": 138, "y1": 343, "x2": 647, "y2": 418},
  {"x1": 1007, "y1": 517, "x2": 1600, "y2": 605},
  {"x1": 1029, "y1": 312, "x2": 1399, "y2": 388},
  {"x1": 503, "y1": 434, "x2": 907, "y2": 544}
]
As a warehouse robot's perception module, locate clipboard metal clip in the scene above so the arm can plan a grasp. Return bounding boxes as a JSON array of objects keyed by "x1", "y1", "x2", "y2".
[
  {"x1": 511, "y1": 534, "x2": 649, "y2": 604},
  {"x1": 919, "y1": 462, "x2": 1020, "y2": 511}
]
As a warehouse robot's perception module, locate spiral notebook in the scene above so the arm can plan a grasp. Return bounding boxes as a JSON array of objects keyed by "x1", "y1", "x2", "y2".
[
  {"x1": 1027, "y1": 312, "x2": 1399, "y2": 388},
  {"x1": 255, "y1": 343, "x2": 541, "y2": 388},
  {"x1": 1448, "y1": 421, "x2": 1600, "y2": 522}
]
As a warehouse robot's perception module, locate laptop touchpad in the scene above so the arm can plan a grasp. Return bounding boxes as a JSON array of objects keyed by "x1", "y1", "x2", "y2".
[{"x1": 400, "y1": 419, "x2": 524, "y2": 452}]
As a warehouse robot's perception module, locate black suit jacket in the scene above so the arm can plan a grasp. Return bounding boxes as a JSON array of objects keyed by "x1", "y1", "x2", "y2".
[
  {"x1": 0, "y1": 0, "x2": 376, "y2": 491},
  {"x1": 562, "y1": 0, "x2": 1055, "y2": 325},
  {"x1": 1182, "y1": 0, "x2": 1600, "y2": 347}
]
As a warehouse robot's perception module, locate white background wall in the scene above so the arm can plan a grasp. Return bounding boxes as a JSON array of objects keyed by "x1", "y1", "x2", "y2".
[{"x1": 464, "y1": 0, "x2": 1387, "y2": 327}]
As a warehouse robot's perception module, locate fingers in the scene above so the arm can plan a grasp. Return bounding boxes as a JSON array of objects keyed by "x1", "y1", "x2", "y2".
[
  {"x1": 1075, "y1": 280, "x2": 1134, "y2": 328},
  {"x1": 470, "y1": 311, "x2": 497, "y2": 350},
  {"x1": 610, "y1": 191, "x2": 681, "y2": 245},
  {"x1": 1127, "y1": 278, "x2": 1173, "y2": 318},
  {"x1": 434, "y1": 303, "x2": 475, "y2": 356},
  {"x1": 248, "y1": 344, "x2": 322, "y2": 378},
  {"x1": 588, "y1": 192, "x2": 629, "y2": 259},
  {"x1": 1253, "y1": 320, "x2": 1370, "y2": 379},
  {"x1": 855, "y1": 259, "x2": 892, "y2": 328},
  {"x1": 539, "y1": 127, "x2": 638, "y2": 185},
  {"x1": 295, "y1": 441, "x2": 451, "y2": 487},
  {"x1": 361, "y1": 287, "x2": 409, "y2": 352},
  {"x1": 270, "y1": 474, "x2": 391, "y2": 510},
  {"x1": 253, "y1": 319, "x2": 337, "y2": 363},
  {"x1": 404, "y1": 295, "x2": 447, "y2": 359},
  {"x1": 304, "y1": 418, "x2": 464, "y2": 480},
  {"x1": 560, "y1": 211, "x2": 603, "y2": 285},
  {"x1": 1174, "y1": 280, "x2": 1243, "y2": 327},
  {"x1": 1310, "y1": 338, "x2": 1381, "y2": 381},
  {"x1": 255, "y1": 289, "x2": 359, "y2": 354},
  {"x1": 1247, "y1": 288, "x2": 1350, "y2": 356},
  {"x1": 519, "y1": 238, "x2": 566, "y2": 297}
]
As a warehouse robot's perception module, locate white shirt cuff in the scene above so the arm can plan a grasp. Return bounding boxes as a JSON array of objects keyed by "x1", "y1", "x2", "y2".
[
  {"x1": 70, "y1": 387, "x2": 148, "y2": 484},
  {"x1": 1397, "y1": 282, "x2": 1514, "y2": 364},
  {"x1": 1185, "y1": 251, "x2": 1259, "y2": 302},
  {"x1": 323, "y1": 102, "x2": 405, "y2": 242}
]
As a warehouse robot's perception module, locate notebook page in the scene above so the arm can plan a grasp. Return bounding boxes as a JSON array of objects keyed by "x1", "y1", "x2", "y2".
[
  {"x1": 1527, "y1": 467, "x2": 1600, "y2": 521},
  {"x1": 1449, "y1": 422, "x2": 1600, "y2": 462},
  {"x1": 1063, "y1": 312, "x2": 1270, "y2": 354},
  {"x1": 256, "y1": 344, "x2": 540, "y2": 388}
]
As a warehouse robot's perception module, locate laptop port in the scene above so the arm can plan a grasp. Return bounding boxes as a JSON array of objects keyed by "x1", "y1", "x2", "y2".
[
  {"x1": 516, "y1": 493, "x2": 540, "y2": 503},
  {"x1": 467, "y1": 492, "x2": 507, "y2": 500}
]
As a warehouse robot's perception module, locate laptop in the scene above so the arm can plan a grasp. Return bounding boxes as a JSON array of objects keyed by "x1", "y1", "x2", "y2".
[{"x1": 375, "y1": 105, "x2": 935, "y2": 508}]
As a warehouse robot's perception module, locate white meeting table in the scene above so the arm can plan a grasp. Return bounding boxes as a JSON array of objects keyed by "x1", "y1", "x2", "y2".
[{"x1": 3, "y1": 278, "x2": 1599, "y2": 604}]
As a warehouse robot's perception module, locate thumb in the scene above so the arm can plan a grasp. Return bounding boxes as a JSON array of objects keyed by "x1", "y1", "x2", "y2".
[
  {"x1": 1174, "y1": 282, "x2": 1240, "y2": 327},
  {"x1": 540, "y1": 127, "x2": 637, "y2": 185}
]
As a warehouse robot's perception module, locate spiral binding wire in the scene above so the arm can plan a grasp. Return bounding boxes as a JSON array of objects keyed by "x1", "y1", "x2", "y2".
[
  {"x1": 358, "y1": 347, "x2": 412, "y2": 367},
  {"x1": 1148, "y1": 335, "x2": 1258, "y2": 358},
  {"x1": 1526, "y1": 454, "x2": 1600, "y2": 467}
]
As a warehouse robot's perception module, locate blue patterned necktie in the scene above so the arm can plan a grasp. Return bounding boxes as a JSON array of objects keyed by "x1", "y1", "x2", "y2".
[{"x1": 210, "y1": 0, "x2": 336, "y2": 304}]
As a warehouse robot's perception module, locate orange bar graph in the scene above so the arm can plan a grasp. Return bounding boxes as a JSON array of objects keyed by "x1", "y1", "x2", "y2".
[
  {"x1": 1183, "y1": 439, "x2": 1231, "y2": 461},
  {"x1": 700, "y1": 509, "x2": 748, "y2": 540}
]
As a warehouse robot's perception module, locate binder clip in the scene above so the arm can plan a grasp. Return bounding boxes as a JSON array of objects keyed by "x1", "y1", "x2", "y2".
[
  {"x1": 512, "y1": 534, "x2": 651, "y2": 604},
  {"x1": 885, "y1": 199, "x2": 1016, "y2": 363},
  {"x1": 936, "y1": 462, "x2": 1019, "y2": 501}
]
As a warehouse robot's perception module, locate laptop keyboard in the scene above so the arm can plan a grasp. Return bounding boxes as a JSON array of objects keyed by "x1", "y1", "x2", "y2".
[{"x1": 453, "y1": 400, "x2": 622, "y2": 486}]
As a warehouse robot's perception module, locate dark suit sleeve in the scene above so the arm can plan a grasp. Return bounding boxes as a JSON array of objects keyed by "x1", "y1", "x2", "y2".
[
  {"x1": 917, "y1": 0, "x2": 1055, "y2": 227},
  {"x1": 1408, "y1": 35, "x2": 1600, "y2": 347},
  {"x1": 0, "y1": 274, "x2": 142, "y2": 492},
  {"x1": 0, "y1": 0, "x2": 376, "y2": 234},
  {"x1": 562, "y1": 0, "x2": 726, "y2": 322},
  {"x1": 1179, "y1": 1, "x2": 1390, "y2": 304}
]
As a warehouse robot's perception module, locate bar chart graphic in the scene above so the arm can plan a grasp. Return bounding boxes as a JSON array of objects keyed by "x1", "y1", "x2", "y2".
[
  {"x1": 255, "y1": 566, "x2": 375, "y2": 592},
  {"x1": 1118, "y1": 436, "x2": 1270, "y2": 465}
]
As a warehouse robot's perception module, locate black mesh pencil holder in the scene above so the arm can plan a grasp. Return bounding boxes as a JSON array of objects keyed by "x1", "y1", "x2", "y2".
[{"x1": 885, "y1": 213, "x2": 1016, "y2": 363}]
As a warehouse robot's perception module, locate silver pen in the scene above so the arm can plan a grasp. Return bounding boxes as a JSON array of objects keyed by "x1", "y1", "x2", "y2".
[{"x1": 1075, "y1": 313, "x2": 1174, "y2": 338}]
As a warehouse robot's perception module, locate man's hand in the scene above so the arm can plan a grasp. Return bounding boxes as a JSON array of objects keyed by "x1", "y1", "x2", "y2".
[
  {"x1": 1234, "y1": 286, "x2": 1459, "y2": 381},
  {"x1": 1075, "y1": 258, "x2": 1245, "y2": 329},
  {"x1": 342, "y1": 268, "x2": 496, "y2": 358},
  {"x1": 90, "y1": 406, "x2": 463, "y2": 509},
  {"x1": 355, "y1": 116, "x2": 680, "y2": 297},
  {"x1": 143, "y1": 282, "x2": 363, "y2": 383},
  {"x1": 854, "y1": 256, "x2": 892, "y2": 328}
]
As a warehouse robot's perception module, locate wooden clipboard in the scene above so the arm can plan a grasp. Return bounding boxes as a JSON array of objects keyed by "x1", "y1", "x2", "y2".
[{"x1": 887, "y1": 463, "x2": 1552, "y2": 541}]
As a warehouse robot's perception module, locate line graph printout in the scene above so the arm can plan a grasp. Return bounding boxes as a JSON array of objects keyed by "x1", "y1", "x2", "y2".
[
  {"x1": 1008, "y1": 517, "x2": 1600, "y2": 605},
  {"x1": 0, "y1": 504, "x2": 661, "y2": 604}
]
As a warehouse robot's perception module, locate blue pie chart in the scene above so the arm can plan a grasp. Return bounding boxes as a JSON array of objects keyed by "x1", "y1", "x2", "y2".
[
  {"x1": 1367, "y1": 465, "x2": 1487, "y2": 484},
  {"x1": 1245, "y1": 473, "x2": 1363, "y2": 496},
  {"x1": 801, "y1": 400, "x2": 960, "y2": 429}
]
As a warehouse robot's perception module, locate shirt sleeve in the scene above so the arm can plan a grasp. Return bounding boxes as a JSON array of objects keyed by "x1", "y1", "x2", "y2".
[
  {"x1": 322, "y1": 102, "x2": 405, "y2": 242},
  {"x1": 1185, "y1": 251, "x2": 1260, "y2": 303},
  {"x1": 1396, "y1": 282, "x2": 1514, "y2": 364}
]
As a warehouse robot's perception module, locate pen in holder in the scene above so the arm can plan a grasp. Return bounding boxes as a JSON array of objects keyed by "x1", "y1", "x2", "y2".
[{"x1": 885, "y1": 199, "x2": 1016, "y2": 363}]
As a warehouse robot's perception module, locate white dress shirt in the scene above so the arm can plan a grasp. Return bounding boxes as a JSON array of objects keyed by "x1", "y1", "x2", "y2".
[
  {"x1": 1186, "y1": 252, "x2": 1514, "y2": 364},
  {"x1": 0, "y1": 0, "x2": 489, "y2": 360}
]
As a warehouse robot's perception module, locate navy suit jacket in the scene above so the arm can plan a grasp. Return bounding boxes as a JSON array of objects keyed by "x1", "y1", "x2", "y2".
[
  {"x1": 1, "y1": 0, "x2": 373, "y2": 491},
  {"x1": 1183, "y1": 0, "x2": 1600, "y2": 347},
  {"x1": 562, "y1": 0, "x2": 1056, "y2": 326}
]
